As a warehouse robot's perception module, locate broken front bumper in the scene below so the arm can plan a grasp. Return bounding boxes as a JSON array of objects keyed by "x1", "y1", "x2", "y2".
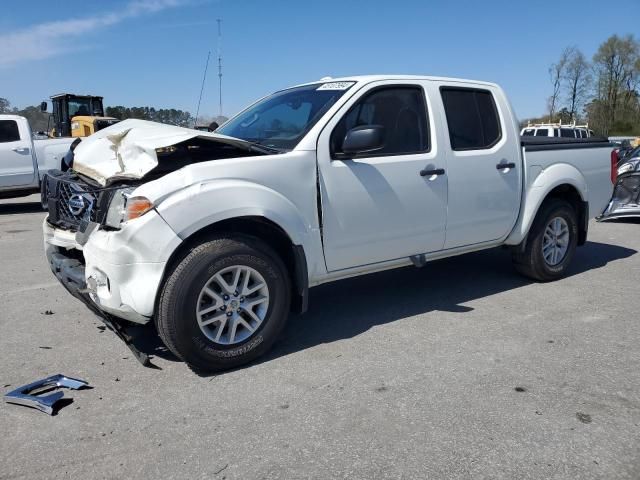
[
  {"x1": 45, "y1": 247, "x2": 154, "y2": 366},
  {"x1": 43, "y1": 210, "x2": 182, "y2": 365},
  {"x1": 598, "y1": 172, "x2": 640, "y2": 221},
  {"x1": 43, "y1": 209, "x2": 181, "y2": 323}
]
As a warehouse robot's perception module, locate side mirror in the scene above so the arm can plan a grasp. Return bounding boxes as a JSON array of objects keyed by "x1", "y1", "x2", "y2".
[
  {"x1": 341, "y1": 125, "x2": 385, "y2": 156},
  {"x1": 40, "y1": 101, "x2": 47, "y2": 112}
]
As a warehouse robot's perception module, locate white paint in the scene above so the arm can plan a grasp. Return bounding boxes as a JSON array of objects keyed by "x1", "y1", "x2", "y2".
[
  {"x1": 42, "y1": 75, "x2": 614, "y2": 324},
  {"x1": 0, "y1": 115, "x2": 73, "y2": 194}
]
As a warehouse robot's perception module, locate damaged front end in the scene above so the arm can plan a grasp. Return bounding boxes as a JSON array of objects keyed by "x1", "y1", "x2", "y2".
[
  {"x1": 41, "y1": 120, "x2": 269, "y2": 366},
  {"x1": 598, "y1": 159, "x2": 640, "y2": 221}
]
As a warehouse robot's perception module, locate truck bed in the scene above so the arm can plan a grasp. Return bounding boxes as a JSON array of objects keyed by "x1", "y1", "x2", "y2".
[
  {"x1": 520, "y1": 136, "x2": 611, "y2": 150},
  {"x1": 520, "y1": 135, "x2": 613, "y2": 222}
]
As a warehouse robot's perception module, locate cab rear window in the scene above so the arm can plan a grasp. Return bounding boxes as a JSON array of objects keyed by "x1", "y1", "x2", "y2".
[
  {"x1": 440, "y1": 88, "x2": 501, "y2": 150},
  {"x1": 0, "y1": 120, "x2": 20, "y2": 143}
]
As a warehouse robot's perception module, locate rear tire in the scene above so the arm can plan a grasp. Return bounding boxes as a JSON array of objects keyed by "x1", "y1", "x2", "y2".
[
  {"x1": 512, "y1": 198, "x2": 578, "y2": 282},
  {"x1": 156, "y1": 235, "x2": 291, "y2": 372}
]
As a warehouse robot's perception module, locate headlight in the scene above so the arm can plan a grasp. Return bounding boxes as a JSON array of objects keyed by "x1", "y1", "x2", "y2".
[
  {"x1": 104, "y1": 188, "x2": 154, "y2": 228},
  {"x1": 71, "y1": 121, "x2": 80, "y2": 131},
  {"x1": 617, "y1": 163, "x2": 635, "y2": 175}
]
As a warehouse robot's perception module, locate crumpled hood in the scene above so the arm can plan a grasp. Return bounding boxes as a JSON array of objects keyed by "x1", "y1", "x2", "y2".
[{"x1": 72, "y1": 119, "x2": 254, "y2": 186}]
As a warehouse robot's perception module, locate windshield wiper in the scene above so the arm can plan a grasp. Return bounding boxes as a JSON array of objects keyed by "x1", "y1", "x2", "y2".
[{"x1": 247, "y1": 142, "x2": 285, "y2": 154}]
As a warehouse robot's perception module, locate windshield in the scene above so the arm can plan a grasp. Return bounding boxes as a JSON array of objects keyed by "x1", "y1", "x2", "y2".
[
  {"x1": 217, "y1": 82, "x2": 355, "y2": 150},
  {"x1": 68, "y1": 98, "x2": 93, "y2": 117}
]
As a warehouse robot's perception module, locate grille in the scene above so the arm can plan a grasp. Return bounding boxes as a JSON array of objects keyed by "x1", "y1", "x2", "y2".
[
  {"x1": 43, "y1": 172, "x2": 100, "y2": 232},
  {"x1": 58, "y1": 181, "x2": 95, "y2": 225}
]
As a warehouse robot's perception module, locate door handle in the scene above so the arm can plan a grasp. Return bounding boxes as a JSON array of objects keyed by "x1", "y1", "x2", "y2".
[
  {"x1": 12, "y1": 147, "x2": 29, "y2": 154},
  {"x1": 420, "y1": 168, "x2": 445, "y2": 177},
  {"x1": 496, "y1": 162, "x2": 516, "y2": 170}
]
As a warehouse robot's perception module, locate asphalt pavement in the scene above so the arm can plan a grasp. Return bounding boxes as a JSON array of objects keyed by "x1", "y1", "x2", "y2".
[{"x1": 0, "y1": 194, "x2": 638, "y2": 479}]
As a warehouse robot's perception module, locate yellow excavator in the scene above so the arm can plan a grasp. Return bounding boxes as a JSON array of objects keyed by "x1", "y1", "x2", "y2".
[{"x1": 41, "y1": 93, "x2": 120, "y2": 138}]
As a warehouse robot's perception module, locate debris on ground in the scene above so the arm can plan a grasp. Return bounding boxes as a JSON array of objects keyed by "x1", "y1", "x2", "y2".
[
  {"x1": 41, "y1": 310, "x2": 55, "y2": 315},
  {"x1": 4, "y1": 374, "x2": 89, "y2": 415},
  {"x1": 576, "y1": 412, "x2": 592, "y2": 424}
]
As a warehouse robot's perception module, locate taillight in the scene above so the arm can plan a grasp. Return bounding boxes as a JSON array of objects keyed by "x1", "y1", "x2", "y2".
[{"x1": 611, "y1": 149, "x2": 618, "y2": 184}]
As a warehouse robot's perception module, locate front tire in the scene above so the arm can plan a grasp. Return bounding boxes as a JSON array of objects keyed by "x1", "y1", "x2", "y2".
[
  {"x1": 156, "y1": 235, "x2": 291, "y2": 372},
  {"x1": 512, "y1": 199, "x2": 578, "y2": 282}
]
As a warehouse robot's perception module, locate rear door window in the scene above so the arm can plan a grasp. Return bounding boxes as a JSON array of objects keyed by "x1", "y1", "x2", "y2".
[
  {"x1": 560, "y1": 128, "x2": 575, "y2": 138},
  {"x1": 440, "y1": 88, "x2": 501, "y2": 150},
  {"x1": 535, "y1": 129, "x2": 549, "y2": 136},
  {"x1": 0, "y1": 120, "x2": 20, "y2": 143}
]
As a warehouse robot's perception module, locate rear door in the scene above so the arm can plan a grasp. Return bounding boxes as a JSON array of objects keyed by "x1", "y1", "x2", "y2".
[
  {"x1": 317, "y1": 80, "x2": 447, "y2": 271},
  {"x1": 0, "y1": 119, "x2": 36, "y2": 188},
  {"x1": 437, "y1": 84, "x2": 521, "y2": 249}
]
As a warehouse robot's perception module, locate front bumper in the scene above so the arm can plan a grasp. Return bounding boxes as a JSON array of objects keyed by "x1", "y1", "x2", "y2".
[
  {"x1": 598, "y1": 172, "x2": 640, "y2": 221},
  {"x1": 43, "y1": 209, "x2": 182, "y2": 324},
  {"x1": 45, "y1": 250, "x2": 154, "y2": 367}
]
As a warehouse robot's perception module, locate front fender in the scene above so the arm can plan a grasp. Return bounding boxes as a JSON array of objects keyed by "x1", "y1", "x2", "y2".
[
  {"x1": 155, "y1": 178, "x2": 314, "y2": 250},
  {"x1": 505, "y1": 163, "x2": 587, "y2": 245}
]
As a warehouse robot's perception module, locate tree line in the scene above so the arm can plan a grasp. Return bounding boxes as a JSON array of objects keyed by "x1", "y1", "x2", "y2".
[
  {"x1": 105, "y1": 106, "x2": 194, "y2": 127},
  {"x1": 0, "y1": 98, "x2": 51, "y2": 132},
  {"x1": 0, "y1": 98, "x2": 198, "y2": 131},
  {"x1": 532, "y1": 34, "x2": 640, "y2": 136}
]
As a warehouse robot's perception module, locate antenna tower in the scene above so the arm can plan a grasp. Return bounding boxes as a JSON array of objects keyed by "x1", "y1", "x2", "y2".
[{"x1": 217, "y1": 18, "x2": 223, "y2": 117}]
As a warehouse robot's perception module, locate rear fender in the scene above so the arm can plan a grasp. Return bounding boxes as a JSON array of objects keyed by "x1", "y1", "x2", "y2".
[{"x1": 505, "y1": 163, "x2": 587, "y2": 245}]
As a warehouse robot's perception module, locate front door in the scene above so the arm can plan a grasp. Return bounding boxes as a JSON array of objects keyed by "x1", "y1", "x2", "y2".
[
  {"x1": 0, "y1": 119, "x2": 35, "y2": 188},
  {"x1": 317, "y1": 81, "x2": 448, "y2": 272}
]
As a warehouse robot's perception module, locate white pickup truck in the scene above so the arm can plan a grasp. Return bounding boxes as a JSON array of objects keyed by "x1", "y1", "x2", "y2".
[
  {"x1": 0, "y1": 115, "x2": 74, "y2": 199},
  {"x1": 42, "y1": 75, "x2": 615, "y2": 371}
]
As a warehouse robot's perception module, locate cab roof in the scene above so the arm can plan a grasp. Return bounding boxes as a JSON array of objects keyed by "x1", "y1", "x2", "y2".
[
  {"x1": 294, "y1": 74, "x2": 500, "y2": 89},
  {"x1": 50, "y1": 93, "x2": 104, "y2": 100}
]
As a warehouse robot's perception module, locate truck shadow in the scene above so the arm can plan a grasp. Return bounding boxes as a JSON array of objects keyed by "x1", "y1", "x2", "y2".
[
  {"x1": 129, "y1": 240, "x2": 636, "y2": 372},
  {"x1": 0, "y1": 201, "x2": 44, "y2": 215},
  {"x1": 259, "y1": 240, "x2": 636, "y2": 369}
]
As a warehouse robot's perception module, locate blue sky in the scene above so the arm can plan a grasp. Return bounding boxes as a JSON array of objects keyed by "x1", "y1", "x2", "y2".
[{"x1": 0, "y1": 0, "x2": 637, "y2": 121}]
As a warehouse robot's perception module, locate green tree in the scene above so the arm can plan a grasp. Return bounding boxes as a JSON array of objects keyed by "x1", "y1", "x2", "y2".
[
  {"x1": 562, "y1": 47, "x2": 591, "y2": 121},
  {"x1": 547, "y1": 48, "x2": 571, "y2": 120},
  {"x1": 0, "y1": 98, "x2": 11, "y2": 114},
  {"x1": 105, "y1": 105, "x2": 194, "y2": 127},
  {"x1": 591, "y1": 34, "x2": 640, "y2": 134}
]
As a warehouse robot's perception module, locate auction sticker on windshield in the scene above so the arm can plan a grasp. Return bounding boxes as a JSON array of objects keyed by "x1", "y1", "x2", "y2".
[{"x1": 317, "y1": 82, "x2": 355, "y2": 90}]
